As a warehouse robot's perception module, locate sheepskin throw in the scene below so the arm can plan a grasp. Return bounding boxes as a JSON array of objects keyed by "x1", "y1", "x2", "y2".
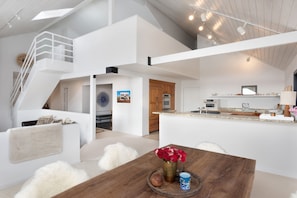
[
  {"x1": 98, "y1": 142, "x2": 138, "y2": 170},
  {"x1": 9, "y1": 123, "x2": 63, "y2": 163},
  {"x1": 15, "y1": 161, "x2": 89, "y2": 198},
  {"x1": 291, "y1": 191, "x2": 297, "y2": 198}
]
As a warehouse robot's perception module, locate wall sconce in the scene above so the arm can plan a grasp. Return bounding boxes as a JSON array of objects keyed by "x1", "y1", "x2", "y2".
[{"x1": 280, "y1": 91, "x2": 296, "y2": 117}]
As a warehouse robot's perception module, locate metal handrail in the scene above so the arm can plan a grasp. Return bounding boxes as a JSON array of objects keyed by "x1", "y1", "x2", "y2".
[{"x1": 10, "y1": 31, "x2": 73, "y2": 105}]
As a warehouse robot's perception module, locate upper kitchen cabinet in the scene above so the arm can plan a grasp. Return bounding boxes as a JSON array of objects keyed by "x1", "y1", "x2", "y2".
[{"x1": 70, "y1": 15, "x2": 199, "y2": 79}]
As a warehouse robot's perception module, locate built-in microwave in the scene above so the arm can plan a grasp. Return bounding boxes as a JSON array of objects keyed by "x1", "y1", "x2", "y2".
[{"x1": 204, "y1": 99, "x2": 220, "y2": 110}]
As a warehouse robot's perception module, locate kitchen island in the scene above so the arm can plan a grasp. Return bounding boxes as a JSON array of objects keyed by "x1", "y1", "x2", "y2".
[{"x1": 158, "y1": 111, "x2": 297, "y2": 179}]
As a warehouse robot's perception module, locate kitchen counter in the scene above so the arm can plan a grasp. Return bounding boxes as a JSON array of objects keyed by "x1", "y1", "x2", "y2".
[
  {"x1": 154, "y1": 110, "x2": 296, "y2": 124},
  {"x1": 158, "y1": 112, "x2": 297, "y2": 179}
]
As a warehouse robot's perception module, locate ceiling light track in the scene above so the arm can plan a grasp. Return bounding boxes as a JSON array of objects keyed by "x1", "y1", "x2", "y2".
[
  {"x1": 194, "y1": 6, "x2": 281, "y2": 34},
  {"x1": 0, "y1": 9, "x2": 23, "y2": 31}
]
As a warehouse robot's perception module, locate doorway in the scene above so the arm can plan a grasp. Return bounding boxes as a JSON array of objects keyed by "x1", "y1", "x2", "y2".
[{"x1": 96, "y1": 84, "x2": 112, "y2": 130}]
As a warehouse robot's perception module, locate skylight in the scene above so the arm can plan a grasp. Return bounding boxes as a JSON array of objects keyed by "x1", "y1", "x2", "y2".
[{"x1": 32, "y1": 8, "x2": 73, "y2": 21}]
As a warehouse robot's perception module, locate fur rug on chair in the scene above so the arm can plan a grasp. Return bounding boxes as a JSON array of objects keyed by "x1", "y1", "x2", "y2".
[
  {"x1": 98, "y1": 142, "x2": 138, "y2": 170},
  {"x1": 15, "y1": 161, "x2": 89, "y2": 198},
  {"x1": 291, "y1": 191, "x2": 297, "y2": 198}
]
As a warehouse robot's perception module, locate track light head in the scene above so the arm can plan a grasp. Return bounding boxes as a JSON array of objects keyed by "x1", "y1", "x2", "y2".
[
  {"x1": 207, "y1": 34, "x2": 212, "y2": 40},
  {"x1": 237, "y1": 26, "x2": 246, "y2": 35},
  {"x1": 200, "y1": 12, "x2": 207, "y2": 22},
  {"x1": 7, "y1": 22, "x2": 12, "y2": 28},
  {"x1": 198, "y1": 25, "x2": 204, "y2": 31},
  {"x1": 237, "y1": 22, "x2": 247, "y2": 35},
  {"x1": 15, "y1": 14, "x2": 21, "y2": 20},
  {"x1": 188, "y1": 14, "x2": 195, "y2": 21}
]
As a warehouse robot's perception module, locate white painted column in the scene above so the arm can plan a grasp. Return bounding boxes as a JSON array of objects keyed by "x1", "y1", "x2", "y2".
[{"x1": 90, "y1": 75, "x2": 96, "y2": 141}]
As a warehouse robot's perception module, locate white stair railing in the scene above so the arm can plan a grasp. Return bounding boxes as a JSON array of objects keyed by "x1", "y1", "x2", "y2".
[{"x1": 10, "y1": 31, "x2": 73, "y2": 105}]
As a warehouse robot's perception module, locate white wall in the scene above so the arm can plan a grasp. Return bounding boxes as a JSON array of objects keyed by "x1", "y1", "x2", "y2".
[
  {"x1": 49, "y1": 77, "x2": 88, "y2": 113},
  {"x1": 0, "y1": 33, "x2": 36, "y2": 131},
  {"x1": 180, "y1": 52, "x2": 285, "y2": 111},
  {"x1": 45, "y1": 0, "x2": 108, "y2": 39},
  {"x1": 144, "y1": 2, "x2": 195, "y2": 49},
  {"x1": 70, "y1": 16, "x2": 137, "y2": 77},
  {"x1": 45, "y1": 0, "x2": 196, "y2": 48}
]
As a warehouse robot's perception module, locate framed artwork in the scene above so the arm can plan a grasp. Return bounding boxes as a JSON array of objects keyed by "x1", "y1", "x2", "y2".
[{"x1": 117, "y1": 90, "x2": 131, "y2": 103}]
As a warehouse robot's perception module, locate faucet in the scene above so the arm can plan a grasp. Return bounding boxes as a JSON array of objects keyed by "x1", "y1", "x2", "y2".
[
  {"x1": 242, "y1": 103, "x2": 250, "y2": 111},
  {"x1": 197, "y1": 107, "x2": 207, "y2": 114}
]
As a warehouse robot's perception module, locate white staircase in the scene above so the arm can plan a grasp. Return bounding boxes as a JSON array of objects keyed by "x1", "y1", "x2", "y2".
[{"x1": 10, "y1": 32, "x2": 74, "y2": 110}]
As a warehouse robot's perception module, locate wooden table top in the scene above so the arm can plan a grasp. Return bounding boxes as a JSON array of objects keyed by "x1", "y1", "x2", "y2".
[{"x1": 54, "y1": 144, "x2": 256, "y2": 198}]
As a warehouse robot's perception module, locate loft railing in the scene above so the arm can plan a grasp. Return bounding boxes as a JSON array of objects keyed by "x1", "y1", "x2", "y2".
[{"x1": 10, "y1": 31, "x2": 73, "y2": 105}]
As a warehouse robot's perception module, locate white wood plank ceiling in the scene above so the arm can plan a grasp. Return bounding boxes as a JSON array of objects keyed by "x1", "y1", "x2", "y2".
[{"x1": 148, "y1": 0, "x2": 297, "y2": 70}]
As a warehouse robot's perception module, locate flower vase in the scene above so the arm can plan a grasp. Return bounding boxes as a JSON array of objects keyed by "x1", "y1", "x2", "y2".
[{"x1": 163, "y1": 161, "x2": 177, "y2": 182}]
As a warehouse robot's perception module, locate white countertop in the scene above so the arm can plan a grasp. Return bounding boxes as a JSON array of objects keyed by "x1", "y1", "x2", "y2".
[{"x1": 154, "y1": 111, "x2": 296, "y2": 124}]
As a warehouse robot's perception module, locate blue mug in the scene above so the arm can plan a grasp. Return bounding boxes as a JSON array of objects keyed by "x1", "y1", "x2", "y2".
[{"x1": 179, "y1": 172, "x2": 191, "y2": 191}]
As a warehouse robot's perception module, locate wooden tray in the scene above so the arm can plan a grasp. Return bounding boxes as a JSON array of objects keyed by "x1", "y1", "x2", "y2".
[{"x1": 147, "y1": 169, "x2": 202, "y2": 197}]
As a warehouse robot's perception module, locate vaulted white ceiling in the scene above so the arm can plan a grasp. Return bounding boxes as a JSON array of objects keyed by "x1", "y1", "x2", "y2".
[
  {"x1": 0, "y1": 0, "x2": 88, "y2": 37},
  {"x1": 147, "y1": 0, "x2": 297, "y2": 70},
  {"x1": 1, "y1": 0, "x2": 297, "y2": 71}
]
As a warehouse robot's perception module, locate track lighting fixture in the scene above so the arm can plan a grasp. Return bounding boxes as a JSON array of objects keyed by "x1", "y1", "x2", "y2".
[
  {"x1": 200, "y1": 12, "x2": 207, "y2": 22},
  {"x1": 188, "y1": 11, "x2": 196, "y2": 21},
  {"x1": 198, "y1": 25, "x2": 204, "y2": 31},
  {"x1": 188, "y1": 14, "x2": 195, "y2": 21},
  {"x1": 0, "y1": 9, "x2": 23, "y2": 31},
  {"x1": 207, "y1": 34, "x2": 212, "y2": 40},
  {"x1": 237, "y1": 22, "x2": 247, "y2": 35},
  {"x1": 15, "y1": 14, "x2": 21, "y2": 21}
]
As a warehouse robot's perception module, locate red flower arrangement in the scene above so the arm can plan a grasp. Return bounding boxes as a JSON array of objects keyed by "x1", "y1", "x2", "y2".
[{"x1": 154, "y1": 146, "x2": 187, "y2": 163}]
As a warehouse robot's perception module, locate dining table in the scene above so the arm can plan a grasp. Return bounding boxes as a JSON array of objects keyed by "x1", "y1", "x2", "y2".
[{"x1": 54, "y1": 144, "x2": 256, "y2": 198}]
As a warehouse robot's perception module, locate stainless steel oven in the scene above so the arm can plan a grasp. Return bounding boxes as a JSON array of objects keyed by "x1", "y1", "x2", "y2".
[{"x1": 163, "y1": 94, "x2": 171, "y2": 110}]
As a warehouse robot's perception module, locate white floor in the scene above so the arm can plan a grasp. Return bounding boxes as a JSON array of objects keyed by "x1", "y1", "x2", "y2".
[{"x1": 1, "y1": 130, "x2": 296, "y2": 198}]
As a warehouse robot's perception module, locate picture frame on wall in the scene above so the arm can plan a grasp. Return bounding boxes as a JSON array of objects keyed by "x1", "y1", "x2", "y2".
[{"x1": 117, "y1": 90, "x2": 131, "y2": 103}]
